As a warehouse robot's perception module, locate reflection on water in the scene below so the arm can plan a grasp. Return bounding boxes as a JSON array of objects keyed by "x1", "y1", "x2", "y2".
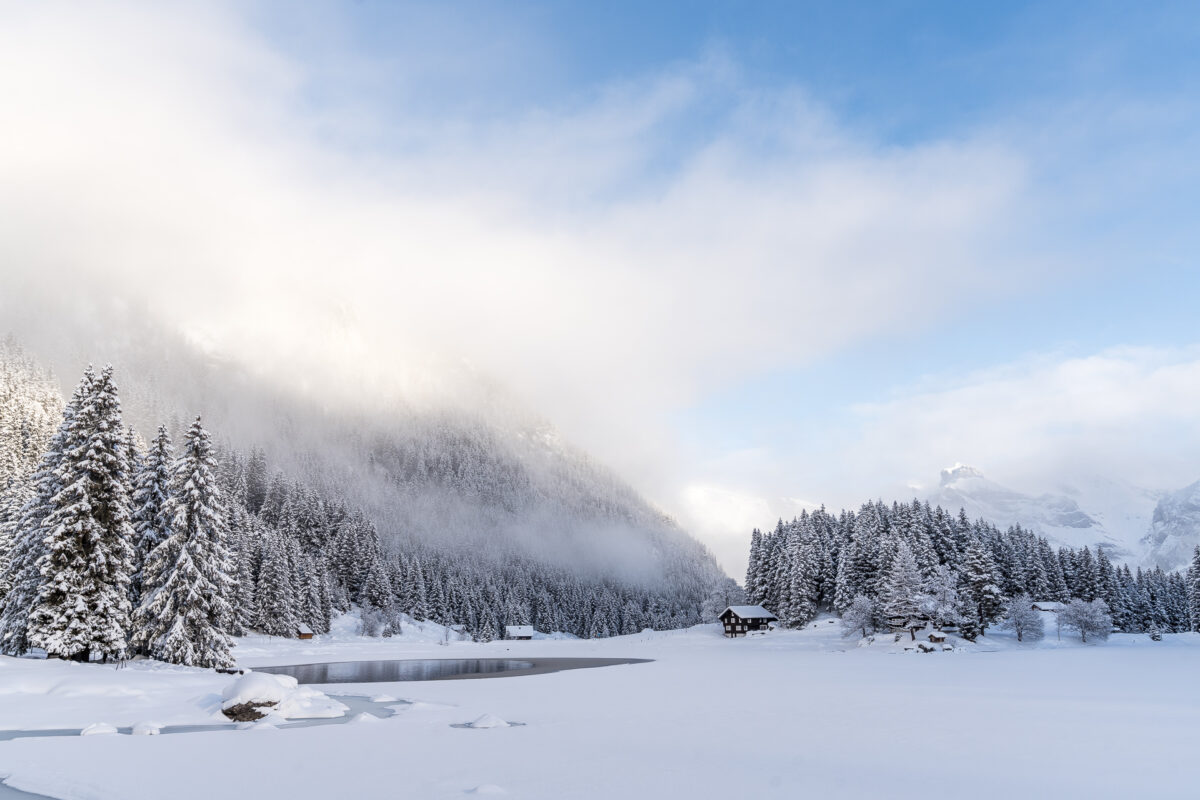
[{"x1": 258, "y1": 659, "x2": 535, "y2": 684}]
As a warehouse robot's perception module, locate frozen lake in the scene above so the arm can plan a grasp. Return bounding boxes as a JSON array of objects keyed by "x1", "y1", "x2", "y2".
[{"x1": 256, "y1": 657, "x2": 651, "y2": 684}]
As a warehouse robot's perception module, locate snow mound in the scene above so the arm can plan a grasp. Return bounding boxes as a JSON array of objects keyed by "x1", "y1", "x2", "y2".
[
  {"x1": 369, "y1": 693, "x2": 398, "y2": 703},
  {"x1": 131, "y1": 721, "x2": 162, "y2": 736},
  {"x1": 221, "y1": 671, "x2": 347, "y2": 719},
  {"x1": 349, "y1": 713, "x2": 380, "y2": 724},
  {"x1": 466, "y1": 714, "x2": 510, "y2": 729},
  {"x1": 80, "y1": 723, "x2": 117, "y2": 736}
]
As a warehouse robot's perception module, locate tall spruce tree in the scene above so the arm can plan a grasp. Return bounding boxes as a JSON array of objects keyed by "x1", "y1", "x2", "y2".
[
  {"x1": 28, "y1": 366, "x2": 136, "y2": 661},
  {"x1": 132, "y1": 417, "x2": 235, "y2": 668},
  {"x1": 1188, "y1": 547, "x2": 1200, "y2": 633},
  {"x1": 881, "y1": 541, "x2": 923, "y2": 638},
  {"x1": 0, "y1": 373, "x2": 92, "y2": 655},
  {"x1": 130, "y1": 426, "x2": 173, "y2": 602},
  {"x1": 256, "y1": 532, "x2": 297, "y2": 636},
  {"x1": 960, "y1": 537, "x2": 1004, "y2": 636}
]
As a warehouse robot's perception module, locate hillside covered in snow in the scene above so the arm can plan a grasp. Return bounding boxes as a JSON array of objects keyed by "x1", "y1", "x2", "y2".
[
  {"x1": 0, "y1": 335, "x2": 730, "y2": 650},
  {"x1": 928, "y1": 464, "x2": 1200, "y2": 570}
]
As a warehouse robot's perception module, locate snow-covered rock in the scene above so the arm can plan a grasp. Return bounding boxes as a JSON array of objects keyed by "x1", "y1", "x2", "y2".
[
  {"x1": 369, "y1": 693, "x2": 398, "y2": 703},
  {"x1": 465, "y1": 714, "x2": 510, "y2": 729},
  {"x1": 80, "y1": 723, "x2": 117, "y2": 736},
  {"x1": 220, "y1": 672, "x2": 347, "y2": 721},
  {"x1": 131, "y1": 721, "x2": 161, "y2": 736}
]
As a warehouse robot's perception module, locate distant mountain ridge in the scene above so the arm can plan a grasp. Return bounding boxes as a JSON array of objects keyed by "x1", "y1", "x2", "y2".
[{"x1": 927, "y1": 464, "x2": 1183, "y2": 568}]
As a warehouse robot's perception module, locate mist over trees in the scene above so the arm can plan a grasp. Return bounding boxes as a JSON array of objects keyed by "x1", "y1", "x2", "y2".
[
  {"x1": 0, "y1": 345, "x2": 729, "y2": 664},
  {"x1": 746, "y1": 500, "x2": 1195, "y2": 642}
]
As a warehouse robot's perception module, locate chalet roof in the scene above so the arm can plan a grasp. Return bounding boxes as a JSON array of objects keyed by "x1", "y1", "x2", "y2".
[
  {"x1": 722, "y1": 605, "x2": 777, "y2": 620},
  {"x1": 296, "y1": 623, "x2": 313, "y2": 635},
  {"x1": 505, "y1": 625, "x2": 535, "y2": 637}
]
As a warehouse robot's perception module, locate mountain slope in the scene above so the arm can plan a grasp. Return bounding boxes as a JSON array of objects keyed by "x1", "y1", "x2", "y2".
[
  {"x1": 0, "y1": 313, "x2": 725, "y2": 602},
  {"x1": 1141, "y1": 481, "x2": 1200, "y2": 572},
  {"x1": 927, "y1": 464, "x2": 1159, "y2": 559}
]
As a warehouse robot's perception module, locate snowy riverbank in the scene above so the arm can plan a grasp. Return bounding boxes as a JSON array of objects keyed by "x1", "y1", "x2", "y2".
[{"x1": 3, "y1": 615, "x2": 1200, "y2": 799}]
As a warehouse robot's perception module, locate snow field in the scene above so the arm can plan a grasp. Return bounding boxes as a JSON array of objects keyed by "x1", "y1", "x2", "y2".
[{"x1": 2, "y1": 619, "x2": 1200, "y2": 799}]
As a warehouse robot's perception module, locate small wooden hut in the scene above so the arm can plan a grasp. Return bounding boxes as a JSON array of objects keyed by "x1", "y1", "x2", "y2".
[{"x1": 505, "y1": 625, "x2": 535, "y2": 640}]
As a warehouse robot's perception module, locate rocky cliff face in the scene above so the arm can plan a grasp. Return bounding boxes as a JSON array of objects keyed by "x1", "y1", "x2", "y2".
[{"x1": 1141, "y1": 481, "x2": 1200, "y2": 572}]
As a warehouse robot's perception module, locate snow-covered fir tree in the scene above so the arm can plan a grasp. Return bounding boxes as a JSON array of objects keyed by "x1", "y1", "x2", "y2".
[
  {"x1": 0, "y1": 372, "x2": 91, "y2": 655},
  {"x1": 881, "y1": 541, "x2": 924, "y2": 638},
  {"x1": 132, "y1": 417, "x2": 235, "y2": 668},
  {"x1": 919, "y1": 564, "x2": 962, "y2": 630},
  {"x1": 130, "y1": 425, "x2": 173, "y2": 602},
  {"x1": 255, "y1": 530, "x2": 298, "y2": 637},
  {"x1": 28, "y1": 366, "x2": 136, "y2": 662},
  {"x1": 1187, "y1": 547, "x2": 1200, "y2": 633},
  {"x1": 959, "y1": 538, "x2": 1005, "y2": 638}
]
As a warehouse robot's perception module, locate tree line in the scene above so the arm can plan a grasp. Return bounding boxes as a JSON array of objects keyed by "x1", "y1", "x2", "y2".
[{"x1": 745, "y1": 499, "x2": 1200, "y2": 640}]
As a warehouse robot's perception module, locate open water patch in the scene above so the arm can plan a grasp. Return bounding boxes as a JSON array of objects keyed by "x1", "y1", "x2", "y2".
[{"x1": 256, "y1": 657, "x2": 651, "y2": 684}]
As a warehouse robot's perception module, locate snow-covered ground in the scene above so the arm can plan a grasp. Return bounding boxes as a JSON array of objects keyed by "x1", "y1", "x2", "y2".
[{"x1": 3, "y1": 613, "x2": 1199, "y2": 799}]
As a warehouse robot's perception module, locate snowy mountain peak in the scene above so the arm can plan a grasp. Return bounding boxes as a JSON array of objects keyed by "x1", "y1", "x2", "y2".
[{"x1": 939, "y1": 464, "x2": 987, "y2": 487}]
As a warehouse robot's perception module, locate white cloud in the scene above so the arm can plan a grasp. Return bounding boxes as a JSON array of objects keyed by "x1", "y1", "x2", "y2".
[
  {"x1": 849, "y1": 346, "x2": 1200, "y2": 494},
  {"x1": 0, "y1": 2, "x2": 1065, "y2": 577}
]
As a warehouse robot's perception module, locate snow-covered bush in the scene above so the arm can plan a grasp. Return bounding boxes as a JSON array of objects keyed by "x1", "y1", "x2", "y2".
[
  {"x1": 841, "y1": 595, "x2": 875, "y2": 638},
  {"x1": 1000, "y1": 594, "x2": 1044, "y2": 642},
  {"x1": 1060, "y1": 599, "x2": 1112, "y2": 643}
]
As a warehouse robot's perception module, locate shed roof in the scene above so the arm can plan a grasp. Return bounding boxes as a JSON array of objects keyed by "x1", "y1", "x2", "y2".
[
  {"x1": 1032, "y1": 601, "x2": 1066, "y2": 611},
  {"x1": 722, "y1": 605, "x2": 777, "y2": 620},
  {"x1": 505, "y1": 625, "x2": 535, "y2": 637},
  {"x1": 296, "y1": 623, "x2": 313, "y2": 635}
]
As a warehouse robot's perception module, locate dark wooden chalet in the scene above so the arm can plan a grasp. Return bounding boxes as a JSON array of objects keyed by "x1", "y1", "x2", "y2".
[
  {"x1": 719, "y1": 605, "x2": 777, "y2": 638},
  {"x1": 296, "y1": 623, "x2": 313, "y2": 640}
]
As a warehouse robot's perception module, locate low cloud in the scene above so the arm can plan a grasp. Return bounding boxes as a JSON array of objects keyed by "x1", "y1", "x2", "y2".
[{"x1": 0, "y1": 3, "x2": 1034, "y2": 497}]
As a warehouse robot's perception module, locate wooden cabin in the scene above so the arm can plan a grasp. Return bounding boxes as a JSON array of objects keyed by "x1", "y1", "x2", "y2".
[
  {"x1": 296, "y1": 623, "x2": 313, "y2": 640},
  {"x1": 505, "y1": 625, "x2": 535, "y2": 640},
  {"x1": 928, "y1": 631, "x2": 947, "y2": 644},
  {"x1": 719, "y1": 606, "x2": 777, "y2": 638}
]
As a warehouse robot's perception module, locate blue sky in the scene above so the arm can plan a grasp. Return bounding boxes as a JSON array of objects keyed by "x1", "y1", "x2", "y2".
[{"x1": 4, "y1": 1, "x2": 1200, "y2": 575}]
